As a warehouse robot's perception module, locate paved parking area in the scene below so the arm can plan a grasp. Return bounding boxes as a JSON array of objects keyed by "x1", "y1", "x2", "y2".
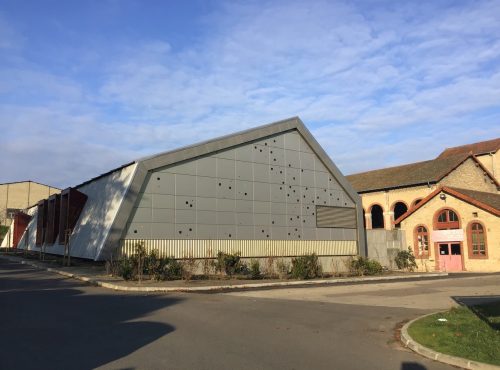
[
  {"x1": 1, "y1": 258, "x2": 498, "y2": 370},
  {"x1": 228, "y1": 273, "x2": 500, "y2": 310}
]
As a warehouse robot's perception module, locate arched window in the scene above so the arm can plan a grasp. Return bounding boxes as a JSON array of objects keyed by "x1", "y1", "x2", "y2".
[
  {"x1": 414, "y1": 225, "x2": 429, "y2": 257},
  {"x1": 435, "y1": 209, "x2": 459, "y2": 229},
  {"x1": 370, "y1": 204, "x2": 384, "y2": 229},
  {"x1": 468, "y1": 222, "x2": 487, "y2": 258},
  {"x1": 412, "y1": 198, "x2": 423, "y2": 207},
  {"x1": 392, "y1": 201, "x2": 408, "y2": 228}
]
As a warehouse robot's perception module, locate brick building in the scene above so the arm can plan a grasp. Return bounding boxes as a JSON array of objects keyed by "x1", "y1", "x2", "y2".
[{"x1": 346, "y1": 138, "x2": 499, "y2": 272}]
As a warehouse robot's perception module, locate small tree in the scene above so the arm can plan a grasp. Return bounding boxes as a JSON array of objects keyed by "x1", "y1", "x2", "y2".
[
  {"x1": 132, "y1": 243, "x2": 147, "y2": 283},
  {"x1": 290, "y1": 254, "x2": 322, "y2": 279},
  {"x1": 395, "y1": 247, "x2": 417, "y2": 271},
  {"x1": 215, "y1": 251, "x2": 244, "y2": 277}
]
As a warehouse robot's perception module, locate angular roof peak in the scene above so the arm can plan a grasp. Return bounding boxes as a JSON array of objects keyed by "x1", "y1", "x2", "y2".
[
  {"x1": 137, "y1": 116, "x2": 301, "y2": 166},
  {"x1": 394, "y1": 186, "x2": 500, "y2": 224}
]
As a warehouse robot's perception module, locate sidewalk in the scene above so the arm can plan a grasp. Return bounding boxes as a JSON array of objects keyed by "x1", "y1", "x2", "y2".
[{"x1": 1, "y1": 254, "x2": 450, "y2": 293}]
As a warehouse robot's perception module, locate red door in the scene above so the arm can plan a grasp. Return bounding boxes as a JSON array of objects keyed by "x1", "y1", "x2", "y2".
[{"x1": 438, "y1": 243, "x2": 463, "y2": 271}]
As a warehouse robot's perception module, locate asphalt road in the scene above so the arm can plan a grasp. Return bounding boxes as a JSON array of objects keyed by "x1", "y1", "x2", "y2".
[{"x1": 1, "y1": 258, "x2": 498, "y2": 370}]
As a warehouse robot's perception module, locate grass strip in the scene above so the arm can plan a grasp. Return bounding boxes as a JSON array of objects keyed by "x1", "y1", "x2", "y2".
[{"x1": 408, "y1": 302, "x2": 500, "y2": 366}]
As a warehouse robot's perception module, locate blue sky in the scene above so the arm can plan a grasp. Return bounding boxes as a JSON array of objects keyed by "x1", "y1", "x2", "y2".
[{"x1": 1, "y1": 0, "x2": 499, "y2": 188}]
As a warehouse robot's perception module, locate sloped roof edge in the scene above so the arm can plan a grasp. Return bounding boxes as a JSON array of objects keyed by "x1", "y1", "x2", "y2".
[
  {"x1": 0, "y1": 180, "x2": 61, "y2": 190},
  {"x1": 347, "y1": 153, "x2": 498, "y2": 193},
  {"x1": 99, "y1": 117, "x2": 364, "y2": 260},
  {"x1": 136, "y1": 116, "x2": 359, "y2": 202},
  {"x1": 394, "y1": 186, "x2": 500, "y2": 225},
  {"x1": 437, "y1": 137, "x2": 500, "y2": 158}
]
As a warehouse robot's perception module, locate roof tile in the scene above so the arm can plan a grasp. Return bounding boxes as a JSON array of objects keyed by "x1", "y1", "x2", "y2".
[
  {"x1": 346, "y1": 153, "x2": 469, "y2": 193},
  {"x1": 437, "y1": 138, "x2": 500, "y2": 158}
]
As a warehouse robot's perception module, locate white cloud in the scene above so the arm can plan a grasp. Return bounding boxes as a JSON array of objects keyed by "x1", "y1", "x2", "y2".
[{"x1": 1, "y1": 1, "x2": 500, "y2": 186}]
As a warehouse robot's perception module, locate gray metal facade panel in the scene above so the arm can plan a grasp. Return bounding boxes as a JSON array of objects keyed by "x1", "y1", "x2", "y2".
[
  {"x1": 152, "y1": 208, "x2": 174, "y2": 222},
  {"x1": 196, "y1": 157, "x2": 217, "y2": 177},
  {"x1": 132, "y1": 207, "x2": 152, "y2": 223},
  {"x1": 197, "y1": 197, "x2": 216, "y2": 211},
  {"x1": 137, "y1": 192, "x2": 152, "y2": 208},
  {"x1": 236, "y1": 212, "x2": 253, "y2": 226},
  {"x1": 151, "y1": 223, "x2": 174, "y2": 238},
  {"x1": 196, "y1": 177, "x2": 217, "y2": 198},
  {"x1": 236, "y1": 225, "x2": 254, "y2": 239},
  {"x1": 235, "y1": 161, "x2": 253, "y2": 181},
  {"x1": 343, "y1": 228, "x2": 357, "y2": 240},
  {"x1": 218, "y1": 225, "x2": 235, "y2": 238},
  {"x1": 124, "y1": 129, "x2": 360, "y2": 242},
  {"x1": 197, "y1": 210, "x2": 218, "y2": 225},
  {"x1": 197, "y1": 224, "x2": 218, "y2": 238},
  {"x1": 235, "y1": 199, "x2": 253, "y2": 213},
  {"x1": 153, "y1": 194, "x2": 176, "y2": 209},
  {"x1": 175, "y1": 174, "x2": 196, "y2": 196}
]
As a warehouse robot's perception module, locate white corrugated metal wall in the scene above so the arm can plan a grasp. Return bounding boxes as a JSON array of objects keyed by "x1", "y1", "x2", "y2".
[{"x1": 118, "y1": 239, "x2": 357, "y2": 259}]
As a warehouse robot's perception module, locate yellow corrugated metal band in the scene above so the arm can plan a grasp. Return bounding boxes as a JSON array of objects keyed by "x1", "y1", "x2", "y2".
[{"x1": 118, "y1": 239, "x2": 358, "y2": 258}]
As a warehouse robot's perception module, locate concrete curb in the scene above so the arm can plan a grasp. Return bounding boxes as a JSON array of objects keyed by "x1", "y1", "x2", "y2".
[
  {"x1": 400, "y1": 313, "x2": 500, "y2": 370},
  {"x1": 3, "y1": 255, "x2": 449, "y2": 293}
]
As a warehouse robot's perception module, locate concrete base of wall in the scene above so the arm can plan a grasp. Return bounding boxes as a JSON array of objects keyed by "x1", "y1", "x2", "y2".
[{"x1": 366, "y1": 229, "x2": 406, "y2": 268}]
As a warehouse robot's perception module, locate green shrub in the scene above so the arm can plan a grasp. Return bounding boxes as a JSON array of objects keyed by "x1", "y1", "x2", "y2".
[
  {"x1": 118, "y1": 257, "x2": 135, "y2": 280},
  {"x1": 162, "y1": 257, "x2": 183, "y2": 280},
  {"x1": 250, "y1": 259, "x2": 261, "y2": 279},
  {"x1": 290, "y1": 253, "x2": 322, "y2": 280},
  {"x1": 0, "y1": 225, "x2": 9, "y2": 242},
  {"x1": 215, "y1": 251, "x2": 244, "y2": 277},
  {"x1": 147, "y1": 250, "x2": 165, "y2": 281},
  {"x1": 118, "y1": 247, "x2": 183, "y2": 281},
  {"x1": 144, "y1": 249, "x2": 159, "y2": 275},
  {"x1": 350, "y1": 257, "x2": 383, "y2": 276},
  {"x1": 395, "y1": 248, "x2": 417, "y2": 271}
]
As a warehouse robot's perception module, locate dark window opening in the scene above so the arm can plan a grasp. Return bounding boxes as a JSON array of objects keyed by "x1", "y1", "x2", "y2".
[
  {"x1": 393, "y1": 202, "x2": 408, "y2": 228},
  {"x1": 451, "y1": 244, "x2": 461, "y2": 255},
  {"x1": 439, "y1": 244, "x2": 449, "y2": 255},
  {"x1": 371, "y1": 205, "x2": 384, "y2": 229}
]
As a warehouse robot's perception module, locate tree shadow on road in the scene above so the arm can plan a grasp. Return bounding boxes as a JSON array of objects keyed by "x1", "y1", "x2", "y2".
[{"x1": 0, "y1": 261, "x2": 181, "y2": 370}]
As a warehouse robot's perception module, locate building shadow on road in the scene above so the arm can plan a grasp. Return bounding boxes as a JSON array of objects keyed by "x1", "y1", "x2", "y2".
[
  {"x1": 452, "y1": 295, "x2": 500, "y2": 330},
  {"x1": 0, "y1": 260, "x2": 181, "y2": 370}
]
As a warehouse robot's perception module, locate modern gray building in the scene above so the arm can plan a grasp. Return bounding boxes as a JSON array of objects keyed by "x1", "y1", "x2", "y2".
[{"x1": 16, "y1": 117, "x2": 366, "y2": 263}]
